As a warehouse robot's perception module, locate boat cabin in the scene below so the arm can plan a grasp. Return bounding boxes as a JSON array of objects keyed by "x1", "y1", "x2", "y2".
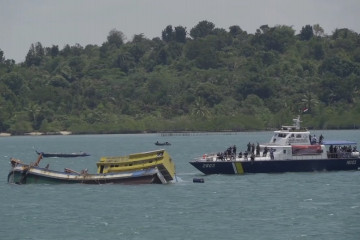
[
  {"x1": 270, "y1": 130, "x2": 311, "y2": 146},
  {"x1": 269, "y1": 116, "x2": 311, "y2": 146}
]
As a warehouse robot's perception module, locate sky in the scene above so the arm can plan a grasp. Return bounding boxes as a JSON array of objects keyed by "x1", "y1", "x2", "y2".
[{"x1": 1, "y1": 0, "x2": 359, "y2": 63}]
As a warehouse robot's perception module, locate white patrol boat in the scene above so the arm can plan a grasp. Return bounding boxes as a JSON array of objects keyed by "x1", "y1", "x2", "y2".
[{"x1": 190, "y1": 116, "x2": 360, "y2": 174}]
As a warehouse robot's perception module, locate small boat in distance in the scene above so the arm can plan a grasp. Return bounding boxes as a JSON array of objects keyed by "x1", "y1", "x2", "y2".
[
  {"x1": 8, "y1": 154, "x2": 168, "y2": 184},
  {"x1": 35, "y1": 150, "x2": 90, "y2": 158},
  {"x1": 155, "y1": 141, "x2": 171, "y2": 146},
  {"x1": 190, "y1": 116, "x2": 360, "y2": 175}
]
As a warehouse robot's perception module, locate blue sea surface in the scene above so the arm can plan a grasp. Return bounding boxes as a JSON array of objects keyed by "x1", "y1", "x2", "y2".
[{"x1": 0, "y1": 130, "x2": 359, "y2": 240}]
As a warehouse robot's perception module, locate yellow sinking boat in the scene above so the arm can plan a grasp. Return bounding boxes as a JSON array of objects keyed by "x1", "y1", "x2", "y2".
[{"x1": 96, "y1": 149, "x2": 176, "y2": 183}]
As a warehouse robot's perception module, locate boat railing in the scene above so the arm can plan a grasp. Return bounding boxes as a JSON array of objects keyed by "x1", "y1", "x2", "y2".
[
  {"x1": 326, "y1": 151, "x2": 359, "y2": 159},
  {"x1": 290, "y1": 155, "x2": 326, "y2": 160}
]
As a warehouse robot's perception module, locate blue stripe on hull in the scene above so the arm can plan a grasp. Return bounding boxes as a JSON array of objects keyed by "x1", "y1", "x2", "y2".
[{"x1": 190, "y1": 158, "x2": 360, "y2": 175}]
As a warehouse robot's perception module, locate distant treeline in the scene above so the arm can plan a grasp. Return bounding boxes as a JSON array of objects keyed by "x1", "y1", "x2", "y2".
[{"x1": 1, "y1": 21, "x2": 360, "y2": 134}]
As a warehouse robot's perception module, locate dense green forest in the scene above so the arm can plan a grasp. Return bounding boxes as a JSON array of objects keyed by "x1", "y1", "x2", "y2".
[{"x1": 1, "y1": 21, "x2": 360, "y2": 134}]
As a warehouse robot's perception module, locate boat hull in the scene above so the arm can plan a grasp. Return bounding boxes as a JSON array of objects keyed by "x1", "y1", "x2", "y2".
[
  {"x1": 189, "y1": 158, "x2": 360, "y2": 175},
  {"x1": 36, "y1": 151, "x2": 90, "y2": 158},
  {"x1": 8, "y1": 166, "x2": 164, "y2": 185},
  {"x1": 97, "y1": 149, "x2": 175, "y2": 183}
]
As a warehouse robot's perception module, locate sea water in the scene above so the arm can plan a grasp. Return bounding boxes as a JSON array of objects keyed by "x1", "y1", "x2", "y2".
[{"x1": 0, "y1": 130, "x2": 359, "y2": 240}]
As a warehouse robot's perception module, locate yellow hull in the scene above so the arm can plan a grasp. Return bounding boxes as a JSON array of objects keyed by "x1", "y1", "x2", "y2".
[{"x1": 96, "y1": 149, "x2": 175, "y2": 183}]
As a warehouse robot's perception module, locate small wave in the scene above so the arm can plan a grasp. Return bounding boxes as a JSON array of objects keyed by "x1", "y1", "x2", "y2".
[{"x1": 173, "y1": 175, "x2": 184, "y2": 182}]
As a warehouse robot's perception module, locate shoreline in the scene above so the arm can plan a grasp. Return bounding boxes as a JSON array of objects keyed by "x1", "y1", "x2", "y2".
[{"x1": 1, "y1": 128, "x2": 360, "y2": 137}]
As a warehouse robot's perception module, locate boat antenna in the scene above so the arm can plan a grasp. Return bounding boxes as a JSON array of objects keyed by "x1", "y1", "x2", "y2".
[{"x1": 293, "y1": 115, "x2": 301, "y2": 130}]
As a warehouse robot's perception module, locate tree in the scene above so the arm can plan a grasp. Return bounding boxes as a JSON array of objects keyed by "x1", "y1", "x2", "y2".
[
  {"x1": 26, "y1": 103, "x2": 42, "y2": 129},
  {"x1": 46, "y1": 45, "x2": 59, "y2": 57},
  {"x1": 320, "y1": 56, "x2": 356, "y2": 77},
  {"x1": 313, "y1": 24, "x2": 324, "y2": 37},
  {"x1": 256, "y1": 25, "x2": 270, "y2": 34},
  {"x1": 161, "y1": 25, "x2": 174, "y2": 42},
  {"x1": 271, "y1": 25, "x2": 295, "y2": 52},
  {"x1": 107, "y1": 29, "x2": 125, "y2": 47},
  {"x1": 0, "y1": 49, "x2": 4, "y2": 63},
  {"x1": 70, "y1": 43, "x2": 84, "y2": 56},
  {"x1": 162, "y1": 25, "x2": 187, "y2": 43},
  {"x1": 132, "y1": 33, "x2": 146, "y2": 43},
  {"x1": 129, "y1": 44, "x2": 146, "y2": 63},
  {"x1": 25, "y1": 42, "x2": 45, "y2": 66},
  {"x1": 184, "y1": 38, "x2": 218, "y2": 69},
  {"x1": 310, "y1": 43, "x2": 324, "y2": 60},
  {"x1": 253, "y1": 25, "x2": 295, "y2": 53},
  {"x1": 190, "y1": 20, "x2": 215, "y2": 39},
  {"x1": 2, "y1": 72, "x2": 24, "y2": 95},
  {"x1": 299, "y1": 25, "x2": 313, "y2": 41},
  {"x1": 174, "y1": 26, "x2": 187, "y2": 43},
  {"x1": 301, "y1": 90, "x2": 318, "y2": 112},
  {"x1": 191, "y1": 97, "x2": 210, "y2": 119},
  {"x1": 229, "y1": 25, "x2": 243, "y2": 37},
  {"x1": 195, "y1": 82, "x2": 222, "y2": 107},
  {"x1": 60, "y1": 44, "x2": 72, "y2": 57},
  {"x1": 116, "y1": 51, "x2": 134, "y2": 73}
]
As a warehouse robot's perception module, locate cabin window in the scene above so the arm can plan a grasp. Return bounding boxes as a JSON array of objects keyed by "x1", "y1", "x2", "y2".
[
  {"x1": 278, "y1": 133, "x2": 287, "y2": 138},
  {"x1": 296, "y1": 134, "x2": 302, "y2": 138},
  {"x1": 283, "y1": 150, "x2": 286, "y2": 154}
]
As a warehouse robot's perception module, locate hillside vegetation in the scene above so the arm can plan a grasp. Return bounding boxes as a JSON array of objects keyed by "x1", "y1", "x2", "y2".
[{"x1": 1, "y1": 21, "x2": 360, "y2": 134}]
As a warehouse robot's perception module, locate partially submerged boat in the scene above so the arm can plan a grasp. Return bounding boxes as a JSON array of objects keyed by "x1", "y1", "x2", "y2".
[
  {"x1": 35, "y1": 150, "x2": 90, "y2": 158},
  {"x1": 8, "y1": 150, "x2": 175, "y2": 185},
  {"x1": 97, "y1": 149, "x2": 176, "y2": 183},
  {"x1": 190, "y1": 116, "x2": 360, "y2": 174}
]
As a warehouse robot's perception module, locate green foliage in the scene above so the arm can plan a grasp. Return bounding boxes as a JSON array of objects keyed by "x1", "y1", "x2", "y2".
[
  {"x1": 0, "y1": 23, "x2": 360, "y2": 133},
  {"x1": 190, "y1": 20, "x2": 215, "y2": 39},
  {"x1": 107, "y1": 29, "x2": 125, "y2": 47},
  {"x1": 25, "y1": 42, "x2": 45, "y2": 66},
  {"x1": 299, "y1": 25, "x2": 314, "y2": 41}
]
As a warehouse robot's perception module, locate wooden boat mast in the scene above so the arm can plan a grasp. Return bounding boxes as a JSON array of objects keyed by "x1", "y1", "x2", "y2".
[{"x1": 34, "y1": 153, "x2": 43, "y2": 166}]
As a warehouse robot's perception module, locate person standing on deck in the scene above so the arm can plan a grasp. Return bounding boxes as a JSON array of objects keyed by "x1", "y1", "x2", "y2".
[
  {"x1": 270, "y1": 148, "x2": 275, "y2": 160},
  {"x1": 256, "y1": 143, "x2": 260, "y2": 156},
  {"x1": 251, "y1": 143, "x2": 255, "y2": 154}
]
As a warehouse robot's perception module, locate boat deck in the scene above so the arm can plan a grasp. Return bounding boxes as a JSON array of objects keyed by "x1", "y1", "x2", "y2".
[{"x1": 196, "y1": 152, "x2": 359, "y2": 163}]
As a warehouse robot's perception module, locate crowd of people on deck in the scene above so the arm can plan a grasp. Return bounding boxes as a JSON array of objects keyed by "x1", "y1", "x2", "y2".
[
  {"x1": 328, "y1": 144, "x2": 357, "y2": 158},
  {"x1": 216, "y1": 142, "x2": 275, "y2": 161}
]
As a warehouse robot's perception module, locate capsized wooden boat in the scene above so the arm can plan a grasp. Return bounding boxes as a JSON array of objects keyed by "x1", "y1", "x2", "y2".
[
  {"x1": 36, "y1": 150, "x2": 90, "y2": 158},
  {"x1": 97, "y1": 149, "x2": 176, "y2": 183},
  {"x1": 8, "y1": 155, "x2": 167, "y2": 185}
]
